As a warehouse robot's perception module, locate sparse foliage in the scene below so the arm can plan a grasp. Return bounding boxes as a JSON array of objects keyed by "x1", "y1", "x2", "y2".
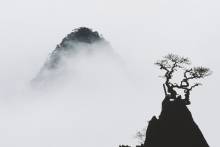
[{"x1": 155, "y1": 54, "x2": 211, "y2": 105}]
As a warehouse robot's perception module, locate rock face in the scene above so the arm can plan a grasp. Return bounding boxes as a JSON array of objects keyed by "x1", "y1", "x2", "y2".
[
  {"x1": 42, "y1": 27, "x2": 110, "y2": 70},
  {"x1": 143, "y1": 97, "x2": 209, "y2": 147},
  {"x1": 32, "y1": 27, "x2": 115, "y2": 84}
]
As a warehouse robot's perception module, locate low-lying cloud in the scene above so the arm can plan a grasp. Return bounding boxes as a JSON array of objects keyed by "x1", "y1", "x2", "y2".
[{"x1": 0, "y1": 29, "x2": 161, "y2": 147}]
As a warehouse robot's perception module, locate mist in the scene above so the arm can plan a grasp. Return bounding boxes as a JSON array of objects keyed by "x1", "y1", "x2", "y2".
[
  {"x1": 1, "y1": 0, "x2": 220, "y2": 146},
  {"x1": 0, "y1": 35, "x2": 163, "y2": 147}
]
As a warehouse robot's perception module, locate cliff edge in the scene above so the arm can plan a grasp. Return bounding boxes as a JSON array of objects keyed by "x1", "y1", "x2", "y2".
[{"x1": 143, "y1": 97, "x2": 209, "y2": 147}]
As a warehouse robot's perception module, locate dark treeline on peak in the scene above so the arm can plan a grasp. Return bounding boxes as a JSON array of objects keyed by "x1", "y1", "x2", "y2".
[
  {"x1": 32, "y1": 27, "x2": 114, "y2": 84},
  {"x1": 59, "y1": 27, "x2": 105, "y2": 45},
  {"x1": 46, "y1": 27, "x2": 109, "y2": 70}
]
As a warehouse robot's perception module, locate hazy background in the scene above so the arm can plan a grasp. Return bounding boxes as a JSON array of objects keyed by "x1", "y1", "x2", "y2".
[{"x1": 0, "y1": 0, "x2": 219, "y2": 147}]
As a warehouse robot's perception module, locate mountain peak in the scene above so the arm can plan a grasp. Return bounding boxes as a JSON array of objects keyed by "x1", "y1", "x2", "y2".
[
  {"x1": 42, "y1": 27, "x2": 109, "y2": 70},
  {"x1": 32, "y1": 27, "x2": 115, "y2": 85},
  {"x1": 59, "y1": 27, "x2": 104, "y2": 46}
]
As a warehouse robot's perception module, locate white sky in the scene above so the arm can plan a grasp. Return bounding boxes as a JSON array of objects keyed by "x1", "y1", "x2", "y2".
[{"x1": 0, "y1": 0, "x2": 219, "y2": 147}]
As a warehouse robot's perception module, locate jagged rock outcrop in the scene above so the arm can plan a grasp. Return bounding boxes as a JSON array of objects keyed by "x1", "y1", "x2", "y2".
[{"x1": 143, "y1": 97, "x2": 209, "y2": 147}]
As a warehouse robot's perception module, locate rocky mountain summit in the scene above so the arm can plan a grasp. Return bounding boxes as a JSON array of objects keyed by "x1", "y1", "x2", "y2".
[
  {"x1": 42, "y1": 27, "x2": 110, "y2": 70},
  {"x1": 32, "y1": 27, "x2": 115, "y2": 84}
]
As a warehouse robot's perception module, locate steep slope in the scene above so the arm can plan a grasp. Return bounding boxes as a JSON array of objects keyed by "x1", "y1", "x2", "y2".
[
  {"x1": 32, "y1": 27, "x2": 118, "y2": 84},
  {"x1": 143, "y1": 97, "x2": 209, "y2": 147},
  {"x1": 43, "y1": 27, "x2": 110, "y2": 70}
]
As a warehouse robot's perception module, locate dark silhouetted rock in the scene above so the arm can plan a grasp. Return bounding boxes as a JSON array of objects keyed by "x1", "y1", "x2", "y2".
[{"x1": 143, "y1": 97, "x2": 209, "y2": 147}]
